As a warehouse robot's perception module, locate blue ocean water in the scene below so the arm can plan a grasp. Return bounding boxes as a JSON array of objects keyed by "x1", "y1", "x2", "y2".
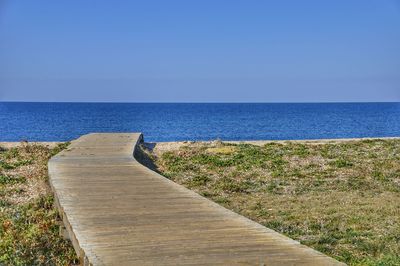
[{"x1": 0, "y1": 102, "x2": 399, "y2": 142}]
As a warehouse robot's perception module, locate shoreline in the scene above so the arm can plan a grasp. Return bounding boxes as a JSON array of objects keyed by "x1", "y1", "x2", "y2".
[
  {"x1": 0, "y1": 142, "x2": 62, "y2": 149},
  {"x1": 1, "y1": 136, "x2": 399, "y2": 148},
  {"x1": 145, "y1": 136, "x2": 400, "y2": 154},
  {"x1": 154, "y1": 136, "x2": 400, "y2": 144}
]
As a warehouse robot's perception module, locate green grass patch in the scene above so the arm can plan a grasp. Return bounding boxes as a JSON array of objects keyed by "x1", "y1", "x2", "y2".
[
  {"x1": 152, "y1": 138, "x2": 400, "y2": 265},
  {"x1": 0, "y1": 142, "x2": 77, "y2": 265},
  {"x1": 0, "y1": 175, "x2": 26, "y2": 185},
  {"x1": 0, "y1": 196, "x2": 76, "y2": 265}
]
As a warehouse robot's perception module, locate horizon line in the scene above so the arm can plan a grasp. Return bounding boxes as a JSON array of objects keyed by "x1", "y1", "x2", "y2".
[{"x1": 1, "y1": 101, "x2": 400, "y2": 104}]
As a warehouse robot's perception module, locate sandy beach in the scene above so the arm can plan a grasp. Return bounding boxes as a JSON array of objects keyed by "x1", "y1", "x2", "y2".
[
  {"x1": 0, "y1": 142, "x2": 62, "y2": 149},
  {"x1": 143, "y1": 136, "x2": 400, "y2": 156}
]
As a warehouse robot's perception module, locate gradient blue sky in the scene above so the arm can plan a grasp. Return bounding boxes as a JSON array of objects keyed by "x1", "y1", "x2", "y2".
[{"x1": 1, "y1": 0, "x2": 399, "y2": 102}]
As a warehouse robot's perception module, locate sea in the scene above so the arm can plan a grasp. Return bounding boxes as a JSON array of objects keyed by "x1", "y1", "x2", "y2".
[{"x1": 0, "y1": 102, "x2": 399, "y2": 142}]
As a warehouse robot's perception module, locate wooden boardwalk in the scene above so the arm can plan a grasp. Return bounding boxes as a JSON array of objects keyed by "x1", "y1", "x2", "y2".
[{"x1": 49, "y1": 133, "x2": 344, "y2": 265}]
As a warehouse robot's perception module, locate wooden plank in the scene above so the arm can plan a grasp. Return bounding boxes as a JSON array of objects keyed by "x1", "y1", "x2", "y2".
[{"x1": 49, "y1": 133, "x2": 345, "y2": 265}]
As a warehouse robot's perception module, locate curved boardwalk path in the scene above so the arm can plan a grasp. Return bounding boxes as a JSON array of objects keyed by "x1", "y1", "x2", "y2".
[{"x1": 49, "y1": 133, "x2": 344, "y2": 266}]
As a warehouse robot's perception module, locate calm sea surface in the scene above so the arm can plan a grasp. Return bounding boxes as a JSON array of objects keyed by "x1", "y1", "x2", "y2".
[{"x1": 0, "y1": 102, "x2": 399, "y2": 142}]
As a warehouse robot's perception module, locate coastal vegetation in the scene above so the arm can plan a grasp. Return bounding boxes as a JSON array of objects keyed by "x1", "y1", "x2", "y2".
[
  {"x1": 147, "y1": 138, "x2": 400, "y2": 266},
  {"x1": 0, "y1": 143, "x2": 77, "y2": 265},
  {"x1": 1, "y1": 139, "x2": 399, "y2": 265}
]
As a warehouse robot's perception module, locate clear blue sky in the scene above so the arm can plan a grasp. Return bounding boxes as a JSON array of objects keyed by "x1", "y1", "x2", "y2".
[{"x1": 1, "y1": 0, "x2": 399, "y2": 102}]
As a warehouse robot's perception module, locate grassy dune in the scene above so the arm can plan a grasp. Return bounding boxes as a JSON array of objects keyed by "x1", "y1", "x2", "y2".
[
  {"x1": 1, "y1": 139, "x2": 399, "y2": 265},
  {"x1": 0, "y1": 143, "x2": 77, "y2": 265},
  {"x1": 148, "y1": 139, "x2": 400, "y2": 265}
]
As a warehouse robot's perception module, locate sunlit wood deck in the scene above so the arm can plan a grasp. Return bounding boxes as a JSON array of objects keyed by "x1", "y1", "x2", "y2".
[{"x1": 48, "y1": 133, "x2": 344, "y2": 265}]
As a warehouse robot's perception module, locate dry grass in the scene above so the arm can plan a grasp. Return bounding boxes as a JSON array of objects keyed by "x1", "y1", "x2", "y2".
[
  {"x1": 0, "y1": 142, "x2": 77, "y2": 265},
  {"x1": 148, "y1": 138, "x2": 400, "y2": 266}
]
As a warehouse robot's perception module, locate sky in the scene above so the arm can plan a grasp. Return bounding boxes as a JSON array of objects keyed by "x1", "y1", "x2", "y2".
[{"x1": 0, "y1": 0, "x2": 399, "y2": 102}]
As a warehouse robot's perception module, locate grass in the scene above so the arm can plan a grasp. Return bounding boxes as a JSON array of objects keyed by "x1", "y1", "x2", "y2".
[
  {"x1": 149, "y1": 139, "x2": 400, "y2": 266},
  {"x1": 0, "y1": 142, "x2": 77, "y2": 265}
]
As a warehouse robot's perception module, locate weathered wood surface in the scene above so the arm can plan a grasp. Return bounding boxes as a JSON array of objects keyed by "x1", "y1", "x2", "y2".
[{"x1": 49, "y1": 133, "x2": 344, "y2": 265}]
